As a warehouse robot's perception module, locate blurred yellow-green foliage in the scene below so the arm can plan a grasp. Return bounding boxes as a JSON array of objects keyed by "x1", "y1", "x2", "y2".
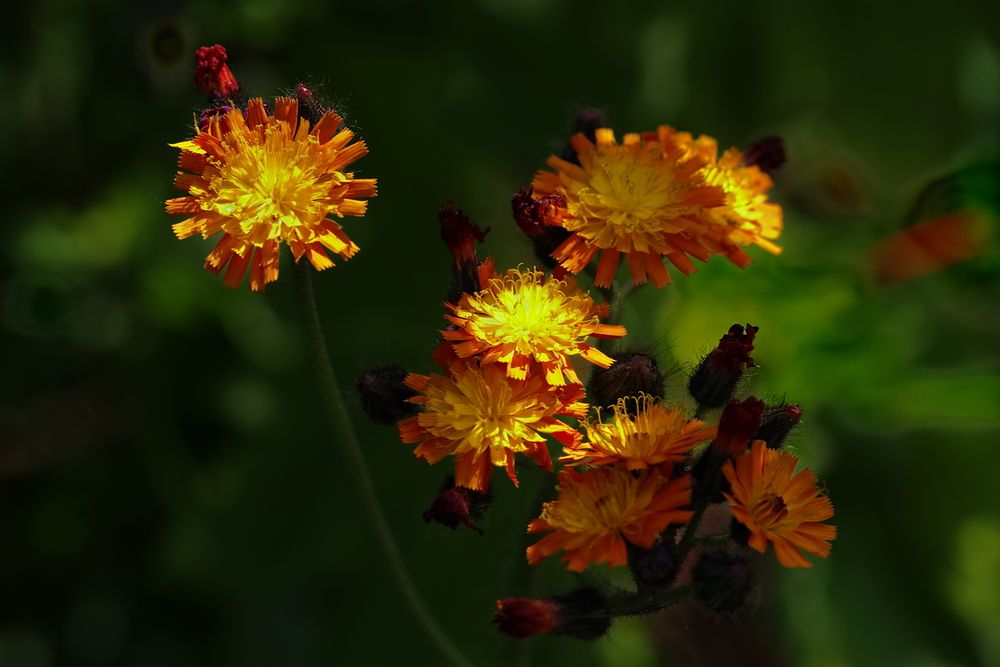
[{"x1": 2, "y1": 1, "x2": 1000, "y2": 666}]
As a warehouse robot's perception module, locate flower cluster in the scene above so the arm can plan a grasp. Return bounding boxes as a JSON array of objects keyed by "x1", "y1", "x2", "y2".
[
  {"x1": 165, "y1": 50, "x2": 830, "y2": 652},
  {"x1": 529, "y1": 124, "x2": 783, "y2": 287}
]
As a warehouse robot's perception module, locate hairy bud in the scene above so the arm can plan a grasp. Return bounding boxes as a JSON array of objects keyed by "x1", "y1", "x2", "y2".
[
  {"x1": 755, "y1": 404, "x2": 802, "y2": 449},
  {"x1": 357, "y1": 365, "x2": 418, "y2": 424},
  {"x1": 589, "y1": 351, "x2": 664, "y2": 412},
  {"x1": 688, "y1": 324, "x2": 758, "y2": 408},
  {"x1": 438, "y1": 203, "x2": 490, "y2": 300},
  {"x1": 693, "y1": 551, "x2": 755, "y2": 613},
  {"x1": 742, "y1": 136, "x2": 786, "y2": 174},
  {"x1": 423, "y1": 475, "x2": 493, "y2": 534},
  {"x1": 494, "y1": 588, "x2": 611, "y2": 640}
]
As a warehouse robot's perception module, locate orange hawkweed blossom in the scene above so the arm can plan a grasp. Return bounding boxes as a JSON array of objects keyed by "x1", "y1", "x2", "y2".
[
  {"x1": 442, "y1": 265, "x2": 627, "y2": 386},
  {"x1": 531, "y1": 126, "x2": 726, "y2": 288},
  {"x1": 527, "y1": 466, "x2": 692, "y2": 572},
  {"x1": 675, "y1": 132, "x2": 783, "y2": 266},
  {"x1": 398, "y1": 363, "x2": 586, "y2": 492},
  {"x1": 724, "y1": 440, "x2": 836, "y2": 568},
  {"x1": 562, "y1": 395, "x2": 717, "y2": 470},
  {"x1": 166, "y1": 97, "x2": 376, "y2": 290}
]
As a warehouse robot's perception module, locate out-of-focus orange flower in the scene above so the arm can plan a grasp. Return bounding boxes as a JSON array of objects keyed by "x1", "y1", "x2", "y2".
[
  {"x1": 676, "y1": 133, "x2": 783, "y2": 266},
  {"x1": 397, "y1": 364, "x2": 585, "y2": 492},
  {"x1": 723, "y1": 440, "x2": 836, "y2": 568},
  {"x1": 527, "y1": 466, "x2": 692, "y2": 571},
  {"x1": 870, "y1": 209, "x2": 993, "y2": 285},
  {"x1": 166, "y1": 97, "x2": 376, "y2": 290},
  {"x1": 442, "y1": 265, "x2": 626, "y2": 386}
]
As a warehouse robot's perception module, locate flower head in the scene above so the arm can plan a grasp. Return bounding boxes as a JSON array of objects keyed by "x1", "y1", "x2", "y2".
[
  {"x1": 527, "y1": 466, "x2": 692, "y2": 571},
  {"x1": 531, "y1": 126, "x2": 726, "y2": 288},
  {"x1": 677, "y1": 133, "x2": 783, "y2": 264},
  {"x1": 562, "y1": 395, "x2": 716, "y2": 470},
  {"x1": 398, "y1": 363, "x2": 585, "y2": 491},
  {"x1": 166, "y1": 97, "x2": 376, "y2": 290},
  {"x1": 723, "y1": 440, "x2": 836, "y2": 568},
  {"x1": 442, "y1": 265, "x2": 627, "y2": 386}
]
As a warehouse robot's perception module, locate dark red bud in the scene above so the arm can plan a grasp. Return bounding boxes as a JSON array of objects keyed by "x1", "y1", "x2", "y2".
[
  {"x1": 423, "y1": 475, "x2": 492, "y2": 533},
  {"x1": 438, "y1": 203, "x2": 489, "y2": 300},
  {"x1": 688, "y1": 324, "x2": 758, "y2": 408},
  {"x1": 193, "y1": 44, "x2": 240, "y2": 99},
  {"x1": 755, "y1": 404, "x2": 802, "y2": 449},
  {"x1": 693, "y1": 551, "x2": 756, "y2": 612},
  {"x1": 494, "y1": 599, "x2": 558, "y2": 638},
  {"x1": 559, "y1": 107, "x2": 606, "y2": 165},
  {"x1": 714, "y1": 397, "x2": 766, "y2": 456},
  {"x1": 494, "y1": 588, "x2": 610, "y2": 640},
  {"x1": 589, "y1": 351, "x2": 664, "y2": 411},
  {"x1": 357, "y1": 365, "x2": 418, "y2": 424},
  {"x1": 742, "y1": 136, "x2": 786, "y2": 174}
]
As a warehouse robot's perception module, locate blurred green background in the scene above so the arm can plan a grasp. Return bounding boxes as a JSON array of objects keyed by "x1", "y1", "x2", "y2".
[{"x1": 2, "y1": 0, "x2": 1000, "y2": 665}]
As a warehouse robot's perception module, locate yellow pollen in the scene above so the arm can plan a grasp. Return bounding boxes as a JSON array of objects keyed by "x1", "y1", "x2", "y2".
[
  {"x1": 578, "y1": 150, "x2": 679, "y2": 234},
  {"x1": 210, "y1": 127, "x2": 334, "y2": 242}
]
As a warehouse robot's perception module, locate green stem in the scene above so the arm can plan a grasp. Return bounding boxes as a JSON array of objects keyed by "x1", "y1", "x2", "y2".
[
  {"x1": 501, "y1": 477, "x2": 553, "y2": 667},
  {"x1": 292, "y1": 261, "x2": 474, "y2": 667}
]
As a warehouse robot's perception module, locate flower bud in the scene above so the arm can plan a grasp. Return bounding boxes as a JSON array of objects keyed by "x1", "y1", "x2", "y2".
[
  {"x1": 494, "y1": 598, "x2": 558, "y2": 638},
  {"x1": 713, "y1": 397, "x2": 765, "y2": 457},
  {"x1": 438, "y1": 203, "x2": 490, "y2": 300},
  {"x1": 511, "y1": 187, "x2": 571, "y2": 269},
  {"x1": 729, "y1": 516, "x2": 752, "y2": 547},
  {"x1": 688, "y1": 324, "x2": 758, "y2": 409},
  {"x1": 742, "y1": 136, "x2": 786, "y2": 174},
  {"x1": 559, "y1": 107, "x2": 606, "y2": 165},
  {"x1": 357, "y1": 365, "x2": 418, "y2": 424},
  {"x1": 197, "y1": 104, "x2": 233, "y2": 132},
  {"x1": 755, "y1": 404, "x2": 802, "y2": 449},
  {"x1": 294, "y1": 82, "x2": 327, "y2": 124},
  {"x1": 628, "y1": 537, "x2": 676, "y2": 588},
  {"x1": 422, "y1": 475, "x2": 492, "y2": 534},
  {"x1": 588, "y1": 351, "x2": 664, "y2": 412},
  {"x1": 193, "y1": 44, "x2": 241, "y2": 99},
  {"x1": 494, "y1": 588, "x2": 611, "y2": 640},
  {"x1": 693, "y1": 551, "x2": 755, "y2": 613}
]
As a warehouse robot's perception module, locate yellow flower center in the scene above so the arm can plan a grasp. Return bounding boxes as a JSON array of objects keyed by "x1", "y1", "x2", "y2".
[
  {"x1": 464, "y1": 270, "x2": 599, "y2": 351},
  {"x1": 750, "y1": 493, "x2": 790, "y2": 532},
  {"x1": 544, "y1": 468, "x2": 656, "y2": 536},
  {"x1": 578, "y1": 149, "x2": 679, "y2": 233},
  {"x1": 208, "y1": 123, "x2": 343, "y2": 243},
  {"x1": 420, "y1": 367, "x2": 554, "y2": 456}
]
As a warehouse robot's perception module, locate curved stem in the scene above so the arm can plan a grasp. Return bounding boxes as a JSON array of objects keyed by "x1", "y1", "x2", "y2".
[{"x1": 292, "y1": 261, "x2": 474, "y2": 667}]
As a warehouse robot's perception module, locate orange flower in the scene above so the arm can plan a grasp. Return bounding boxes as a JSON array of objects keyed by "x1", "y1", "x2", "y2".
[
  {"x1": 562, "y1": 395, "x2": 717, "y2": 470},
  {"x1": 442, "y1": 265, "x2": 626, "y2": 386},
  {"x1": 527, "y1": 466, "x2": 692, "y2": 571},
  {"x1": 531, "y1": 126, "x2": 726, "y2": 288},
  {"x1": 723, "y1": 440, "x2": 836, "y2": 568},
  {"x1": 676, "y1": 133, "x2": 783, "y2": 265},
  {"x1": 398, "y1": 363, "x2": 585, "y2": 492},
  {"x1": 166, "y1": 97, "x2": 376, "y2": 290}
]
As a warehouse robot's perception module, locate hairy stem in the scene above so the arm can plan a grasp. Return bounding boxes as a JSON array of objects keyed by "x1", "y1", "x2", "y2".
[
  {"x1": 292, "y1": 261, "x2": 474, "y2": 667},
  {"x1": 606, "y1": 585, "x2": 694, "y2": 617}
]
